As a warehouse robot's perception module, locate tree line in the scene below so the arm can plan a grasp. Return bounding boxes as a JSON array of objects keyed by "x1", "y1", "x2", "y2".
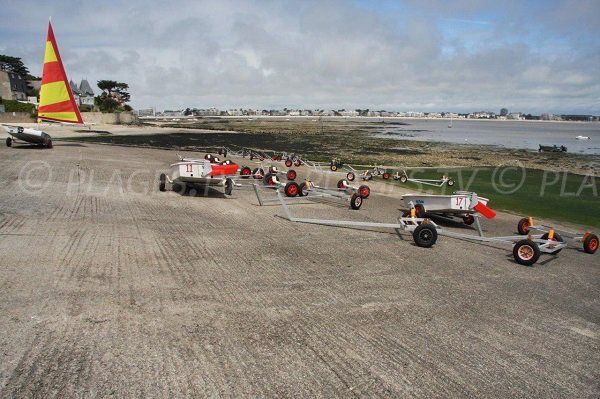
[{"x1": 1, "y1": 54, "x2": 131, "y2": 113}]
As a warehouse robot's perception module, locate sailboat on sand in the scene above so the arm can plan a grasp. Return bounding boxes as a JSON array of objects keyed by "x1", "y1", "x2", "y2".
[{"x1": 3, "y1": 20, "x2": 83, "y2": 148}]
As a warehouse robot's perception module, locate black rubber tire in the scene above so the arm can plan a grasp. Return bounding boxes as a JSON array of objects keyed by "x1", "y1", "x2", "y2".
[
  {"x1": 413, "y1": 224, "x2": 438, "y2": 248},
  {"x1": 218, "y1": 148, "x2": 223, "y2": 155},
  {"x1": 284, "y1": 181, "x2": 300, "y2": 197},
  {"x1": 46, "y1": 139, "x2": 53, "y2": 149},
  {"x1": 350, "y1": 193, "x2": 362, "y2": 210},
  {"x1": 172, "y1": 182, "x2": 183, "y2": 193},
  {"x1": 447, "y1": 179, "x2": 455, "y2": 186},
  {"x1": 286, "y1": 169, "x2": 297, "y2": 181},
  {"x1": 346, "y1": 172, "x2": 355, "y2": 181},
  {"x1": 399, "y1": 175, "x2": 408, "y2": 183},
  {"x1": 414, "y1": 204, "x2": 426, "y2": 218},
  {"x1": 358, "y1": 185, "x2": 370, "y2": 199},
  {"x1": 159, "y1": 173, "x2": 166, "y2": 192},
  {"x1": 263, "y1": 173, "x2": 277, "y2": 186},
  {"x1": 204, "y1": 154, "x2": 212, "y2": 161},
  {"x1": 285, "y1": 159, "x2": 292, "y2": 168},
  {"x1": 337, "y1": 179, "x2": 346, "y2": 189},
  {"x1": 517, "y1": 217, "x2": 530, "y2": 235},
  {"x1": 240, "y1": 166, "x2": 252, "y2": 178},
  {"x1": 294, "y1": 159, "x2": 302, "y2": 167},
  {"x1": 298, "y1": 182, "x2": 309, "y2": 196},
  {"x1": 252, "y1": 168, "x2": 264, "y2": 179},
  {"x1": 223, "y1": 149, "x2": 227, "y2": 158},
  {"x1": 363, "y1": 173, "x2": 372, "y2": 181},
  {"x1": 583, "y1": 233, "x2": 599, "y2": 254},
  {"x1": 513, "y1": 239, "x2": 541, "y2": 266},
  {"x1": 330, "y1": 164, "x2": 338, "y2": 171},
  {"x1": 224, "y1": 178, "x2": 234, "y2": 196},
  {"x1": 463, "y1": 215, "x2": 475, "y2": 225},
  {"x1": 383, "y1": 172, "x2": 391, "y2": 180},
  {"x1": 541, "y1": 232, "x2": 564, "y2": 254},
  {"x1": 6, "y1": 137, "x2": 12, "y2": 147}
]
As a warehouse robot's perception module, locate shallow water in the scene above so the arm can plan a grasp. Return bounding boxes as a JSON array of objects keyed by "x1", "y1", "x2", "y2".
[{"x1": 375, "y1": 119, "x2": 600, "y2": 154}]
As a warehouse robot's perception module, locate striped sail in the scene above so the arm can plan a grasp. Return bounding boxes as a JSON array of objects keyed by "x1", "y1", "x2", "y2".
[{"x1": 38, "y1": 21, "x2": 83, "y2": 124}]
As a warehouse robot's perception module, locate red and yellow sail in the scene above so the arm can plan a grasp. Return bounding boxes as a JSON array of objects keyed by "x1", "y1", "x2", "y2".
[{"x1": 38, "y1": 21, "x2": 83, "y2": 124}]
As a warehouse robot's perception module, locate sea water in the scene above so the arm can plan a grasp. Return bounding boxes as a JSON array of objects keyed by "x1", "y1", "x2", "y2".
[{"x1": 376, "y1": 119, "x2": 600, "y2": 155}]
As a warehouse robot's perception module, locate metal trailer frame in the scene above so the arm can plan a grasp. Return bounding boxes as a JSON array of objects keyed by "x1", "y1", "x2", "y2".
[
  {"x1": 393, "y1": 170, "x2": 455, "y2": 187},
  {"x1": 516, "y1": 216, "x2": 598, "y2": 254},
  {"x1": 276, "y1": 191, "x2": 569, "y2": 266},
  {"x1": 255, "y1": 180, "x2": 370, "y2": 210}
]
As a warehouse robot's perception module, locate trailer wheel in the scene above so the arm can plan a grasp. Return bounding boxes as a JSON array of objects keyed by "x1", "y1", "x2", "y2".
[
  {"x1": 284, "y1": 181, "x2": 300, "y2": 197},
  {"x1": 337, "y1": 179, "x2": 346, "y2": 189},
  {"x1": 263, "y1": 173, "x2": 277, "y2": 186},
  {"x1": 363, "y1": 172, "x2": 373, "y2": 181},
  {"x1": 399, "y1": 175, "x2": 408, "y2": 183},
  {"x1": 286, "y1": 169, "x2": 297, "y2": 181},
  {"x1": 250, "y1": 153, "x2": 254, "y2": 160},
  {"x1": 517, "y1": 217, "x2": 530, "y2": 235},
  {"x1": 298, "y1": 182, "x2": 309, "y2": 196},
  {"x1": 346, "y1": 172, "x2": 355, "y2": 181},
  {"x1": 350, "y1": 193, "x2": 363, "y2": 210},
  {"x1": 159, "y1": 173, "x2": 166, "y2": 192},
  {"x1": 447, "y1": 179, "x2": 455, "y2": 186},
  {"x1": 224, "y1": 178, "x2": 234, "y2": 196},
  {"x1": 285, "y1": 159, "x2": 292, "y2": 167},
  {"x1": 218, "y1": 148, "x2": 223, "y2": 155},
  {"x1": 294, "y1": 159, "x2": 302, "y2": 167},
  {"x1": 6, "y1": 137, "x2": 12, "y2": 147},
  {"x1": 583, "y1": 233, "x2": 599, "y2": 254},
  {"x1": 252, "y1": 168, "x2": 264, "y2": 179},
  {"x1": 172, "y1": 182, "x2": 183, "y2": 193},
  {"x1": 413, "y1": 224, "x2": 438, "y2": 248},
  {"x1": 358, "y1": 185, "x2": 370, "y2": 199},
  {"x1": 223, "y1": 149, "x2": 227, "y2": 158},
  {"x1": 414, "y1": 204, "x2": 426, "y2": 218},
  {"x1": 513, "y1": 239, "x2": 541, "y2": 266},
  {"x1": 330, "y1": 164, "x2": 338, "y2": 171},
  {"x1": 463, "y1": 215, "x2": 475, "y2": 225},
  {"x1": 383, "y1": 172, "x2": 391, "y2": 180},
  {"x1": 240, "y1": 166, "x2": 252, "y2": 178},
  {"x1": 541, "y1": 232, "x2": 564, "y2": 254}
]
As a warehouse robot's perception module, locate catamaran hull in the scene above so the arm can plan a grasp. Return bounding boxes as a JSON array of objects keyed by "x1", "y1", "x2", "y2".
[
  {"x1": 170, "y1": 161, "x2": 238, "y2": 186},
  {"x1": 402, "y1": 193, "x2": 489, "y2": 216},
  {"x1": 3, "y1": 125, "x2": 53, "y2": 147}
]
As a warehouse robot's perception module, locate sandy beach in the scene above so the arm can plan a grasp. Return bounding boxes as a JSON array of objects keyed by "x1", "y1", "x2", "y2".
[{"x1": 0, "y1": 138, "x2": 598, "y2": 397}]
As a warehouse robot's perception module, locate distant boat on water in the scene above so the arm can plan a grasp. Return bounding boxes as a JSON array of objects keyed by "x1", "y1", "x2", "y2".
[
  {"x1": 576, "y1": 135, "x2": 591, "y2": 140},
  {"x1": 539, "y1": 144, "x2": 567, "y2": 153}
]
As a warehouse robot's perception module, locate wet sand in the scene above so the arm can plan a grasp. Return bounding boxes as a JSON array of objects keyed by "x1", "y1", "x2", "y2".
[{"x1": 0, "y1": 140, "x2": 598, "y2": 397}]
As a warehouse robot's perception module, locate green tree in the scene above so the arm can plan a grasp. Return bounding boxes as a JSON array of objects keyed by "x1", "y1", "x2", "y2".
[
  {"x1": 95, "y1": 80, "x2": 131, "y2": 112},
  {"x1": 0, "y1": 55, "x2": 31, "y2": 78}
]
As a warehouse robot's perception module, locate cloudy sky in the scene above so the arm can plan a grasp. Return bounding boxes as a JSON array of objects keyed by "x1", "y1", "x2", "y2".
[{"x1": 1, "y1": 0, "x2": 599, "y2": 114}]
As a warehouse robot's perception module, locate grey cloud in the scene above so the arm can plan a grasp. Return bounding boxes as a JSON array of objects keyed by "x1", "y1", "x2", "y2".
[{"x1": 0, "y1": 0, "x2": 597, "y2": 114}]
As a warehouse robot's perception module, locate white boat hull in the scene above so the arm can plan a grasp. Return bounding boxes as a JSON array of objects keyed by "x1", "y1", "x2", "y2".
[
  {"x1": 3, "y1": 125, "x2": 52, "y2": 146},
  {"x1": 402, "y1": 192, "x2": 489, "y2": 215},
  {"x1": 170, "y1": 161, "x2": 227, "y2": 186}
]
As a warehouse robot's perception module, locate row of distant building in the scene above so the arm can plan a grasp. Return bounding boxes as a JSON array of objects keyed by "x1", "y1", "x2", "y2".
[
  {"x1": 0, "y1": 67, "x2": 94, "y2": 106},
  {"x1": 138, "y1": 107, "x2": 598, "y2": 122}
]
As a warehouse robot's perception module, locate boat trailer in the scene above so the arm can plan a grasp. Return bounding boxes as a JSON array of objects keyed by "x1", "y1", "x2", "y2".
[{"x1": 276, "y1": 191, "x2": 577, "y2": 266}]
